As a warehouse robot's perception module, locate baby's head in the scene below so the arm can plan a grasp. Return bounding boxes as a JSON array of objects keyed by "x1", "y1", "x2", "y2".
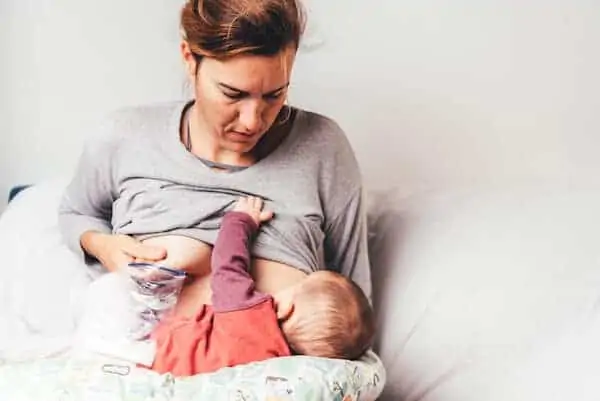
[{"x1": 274, "y1": 271, "x2": 375, "y2": 360}]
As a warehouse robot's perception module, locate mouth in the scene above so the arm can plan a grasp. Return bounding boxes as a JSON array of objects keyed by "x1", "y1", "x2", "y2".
[{"x1": 227, "y1": 131, "x2": 257, "y2": 142}]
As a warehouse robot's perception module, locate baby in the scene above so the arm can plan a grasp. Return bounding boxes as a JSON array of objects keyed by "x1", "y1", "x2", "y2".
[{"x1": 150, "y1": 196, "x2": 375, "y2": 376}]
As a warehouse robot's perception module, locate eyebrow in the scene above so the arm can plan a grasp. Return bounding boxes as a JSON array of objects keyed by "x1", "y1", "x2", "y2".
[{"x1": 218, "y1": 82, "x2": 289, "y2": 96}]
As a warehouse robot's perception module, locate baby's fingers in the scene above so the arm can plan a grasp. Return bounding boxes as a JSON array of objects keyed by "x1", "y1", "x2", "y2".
[{"x1": 259, "y1": 209, "x2": 273, "y2": 222}]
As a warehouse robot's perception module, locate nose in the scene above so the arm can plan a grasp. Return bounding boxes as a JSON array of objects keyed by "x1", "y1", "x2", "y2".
[{"x1": 238, "y1": 101, "x2": 263, "y2": 134}]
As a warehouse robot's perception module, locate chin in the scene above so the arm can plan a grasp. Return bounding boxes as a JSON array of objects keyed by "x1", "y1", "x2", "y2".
[
  {"x1": 224, "y1": 141, "x2": 256, "y2": 154},
  {"x1": 224, "y1": 134, "x2": 261, "y2": 150}
]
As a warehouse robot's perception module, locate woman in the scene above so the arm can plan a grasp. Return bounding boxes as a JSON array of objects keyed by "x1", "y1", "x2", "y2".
[{"x1": 58, "y1": 0, "x2": 371, "y2": 317}]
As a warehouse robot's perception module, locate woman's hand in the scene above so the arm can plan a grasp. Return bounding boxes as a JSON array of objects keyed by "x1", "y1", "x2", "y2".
[{"x1": 80, "y1": 231, "x2": 167, "y2": 272}]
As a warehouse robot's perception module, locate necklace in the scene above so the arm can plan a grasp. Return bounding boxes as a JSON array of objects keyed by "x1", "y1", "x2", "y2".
[{"x1": 185, "y1": 113, "x2": 247, "y2": 173}]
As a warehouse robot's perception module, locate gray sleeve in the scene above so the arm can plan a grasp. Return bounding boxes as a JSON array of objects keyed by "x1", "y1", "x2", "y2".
[
  {"x1": 317, "y1": 117, "x2": 372, "y2": 301},
  {"x1": 323, "y1": 187, "x2": 372, "y2": 301},
  {"x1": 58, "y1": 119, "x2": 120, "y2": 261}
]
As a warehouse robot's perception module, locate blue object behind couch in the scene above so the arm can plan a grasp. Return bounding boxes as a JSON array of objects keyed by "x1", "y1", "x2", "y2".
[{"x1": 8, "y1": 185, "x2": 31, "y2": 203}]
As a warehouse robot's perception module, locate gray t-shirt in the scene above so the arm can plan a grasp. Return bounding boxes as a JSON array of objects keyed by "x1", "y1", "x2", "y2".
[{"x1": 58, "y1": 101, "x2": 371, "y2": 299}]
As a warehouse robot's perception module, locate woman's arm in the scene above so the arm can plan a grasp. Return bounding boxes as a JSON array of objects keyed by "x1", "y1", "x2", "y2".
[
  {"x1": 58, "y1": 117, "x2": 165, "y2": 272},
  {"x1": 323, "y1": 187, "x2": 372, "y2": 301},
  {"x1": 58, "y1": 125, "x2": 117, "y2": 259},
  {"x1": 318, "y1": 117, "x2": 372, "y2": 301}
]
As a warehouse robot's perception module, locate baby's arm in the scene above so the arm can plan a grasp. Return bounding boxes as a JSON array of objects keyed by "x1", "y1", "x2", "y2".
[
  {"x1": 211, "y1": 197, "x2": 273, "y2": 312},
  {"x1": 151, "y1": 198, "x2": 284, "y2": 375}
]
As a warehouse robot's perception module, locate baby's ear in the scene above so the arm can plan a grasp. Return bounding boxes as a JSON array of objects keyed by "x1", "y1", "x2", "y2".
[{"x1": 275, "y1": 298, "x2": 294, "y2": 322}]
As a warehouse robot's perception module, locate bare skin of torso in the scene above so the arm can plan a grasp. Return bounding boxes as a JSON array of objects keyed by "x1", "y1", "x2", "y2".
[{"x1": 141, "y1": 236, "x2": 307, "y2": 318}]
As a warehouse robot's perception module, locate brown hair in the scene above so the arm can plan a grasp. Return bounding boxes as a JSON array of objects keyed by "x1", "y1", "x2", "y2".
[
  {"x1": 181, "y1": 0, "x2": 306, "y2": 61},
  {"x1": 283, "y1": 272, "x2": 376, "y2": 360}
]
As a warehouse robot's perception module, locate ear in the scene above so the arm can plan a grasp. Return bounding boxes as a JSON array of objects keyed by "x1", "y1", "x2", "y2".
[
  {"x1": 180, "y1": 40, "x2": 197, "y2": 80},
  {"x1": 276, "y1": 298, "x2": 294, "y2": 322}
]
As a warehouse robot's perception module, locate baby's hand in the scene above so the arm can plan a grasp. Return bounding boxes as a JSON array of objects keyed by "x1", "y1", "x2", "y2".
[{"x1": 233, "y1": 196, "x2": 273, "y2": 226}]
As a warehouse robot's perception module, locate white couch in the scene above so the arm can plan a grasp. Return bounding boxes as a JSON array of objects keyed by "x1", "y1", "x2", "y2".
[
  {"x1": 3, "y1": 180, "x2": 600, "y2": 400},
  {"x1": 369, "y1": 184, "x2": 600, "y2": 401}
]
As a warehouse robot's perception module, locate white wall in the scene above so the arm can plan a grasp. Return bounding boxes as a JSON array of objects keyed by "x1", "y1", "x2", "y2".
[
  {"x1": 295, "y1": 0, "x2": 600, "y2": 192},
  {"x1": 1, "y1": 0, "x2": 185, "y2": 211},
  {"x1": 2, "y1": 0, "x2": 600, "y2": 211},
  {"x1": 0, "y1": 1, "x2": 13, "y2": 208}
]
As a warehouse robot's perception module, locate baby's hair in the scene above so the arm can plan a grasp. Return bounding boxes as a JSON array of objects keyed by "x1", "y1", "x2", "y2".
[{"x1": 284, "y1": 271, "x2": 375, "y2": 360}]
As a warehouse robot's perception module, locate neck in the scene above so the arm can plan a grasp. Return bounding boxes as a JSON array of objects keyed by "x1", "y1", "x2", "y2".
[{"x1": 187, "y1": 104, "x2": 254, "y2": 167}]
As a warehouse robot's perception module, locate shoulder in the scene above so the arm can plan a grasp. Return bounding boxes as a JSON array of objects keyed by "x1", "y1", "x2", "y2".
[
  {"x1": 294, "y1": 108, "x2": 351, "y2": 149},
  {"x1": 84, "y1": 100, "x2": 185, "y2": 150},
  {"x1": 293, "y1": 108, "x2": 362, "y2": 185},
  {"x1": 107, "y1": 101, "x2": 184, "y2": 131}
]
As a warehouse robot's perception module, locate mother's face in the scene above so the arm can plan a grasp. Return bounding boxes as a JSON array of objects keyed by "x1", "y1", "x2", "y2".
[{"x1": 183, "y1": 43, "x2": 296, "y2": 155}]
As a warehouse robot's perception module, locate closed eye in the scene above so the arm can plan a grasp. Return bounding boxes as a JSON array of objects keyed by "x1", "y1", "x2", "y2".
[
  {"x1": 223, "y1": 91, "x2": 247, "y2": 100},
  {"x1": 223, "y1": 90, "x2": 284, "y2": 101},
  {"x1": 264, "y1": 91, "x2": 285, "y2": 101},
  {"x1": 219, "y1": 82, "x2": 289, "y2": 101}
]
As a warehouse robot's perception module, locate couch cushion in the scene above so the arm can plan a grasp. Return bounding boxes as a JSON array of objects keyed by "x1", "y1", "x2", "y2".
[{"x1": 367, "y1": 185, "x2": 600, "y2": 401}]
